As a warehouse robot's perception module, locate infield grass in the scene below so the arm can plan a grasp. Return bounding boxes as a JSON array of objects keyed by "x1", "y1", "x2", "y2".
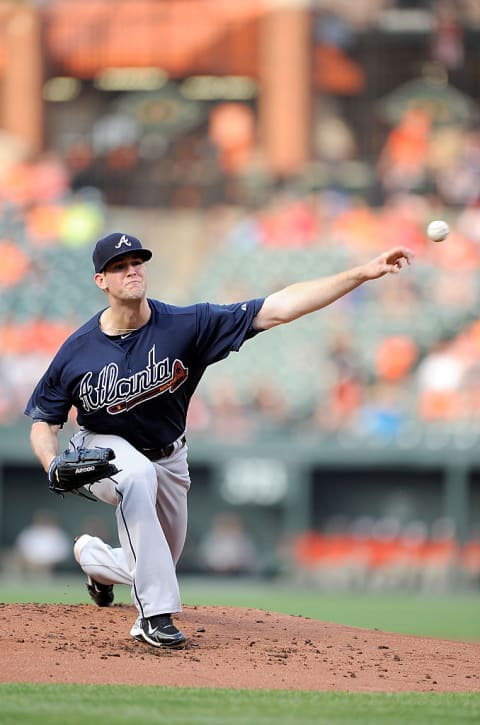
[{"x1": 0, "y1": 684, "x2": 479, "y2": 725}]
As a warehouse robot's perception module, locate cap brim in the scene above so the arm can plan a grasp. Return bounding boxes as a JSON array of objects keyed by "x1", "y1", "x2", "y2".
[
  {"x1": 100, "y1": 248, "x2": 152, "y2": 271},
  {"x1": 137, "y1": 249, "x2": 152, "y2": 262}
]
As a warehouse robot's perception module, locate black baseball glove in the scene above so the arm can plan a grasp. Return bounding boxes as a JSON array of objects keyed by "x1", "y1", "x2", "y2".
[{"x1": 48, "y1": 445, "x2": 120, "y2": 498}]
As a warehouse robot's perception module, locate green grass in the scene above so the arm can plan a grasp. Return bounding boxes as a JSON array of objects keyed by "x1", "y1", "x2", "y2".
[
  {"x1": 1, "y1": 575, "x2": 479, "y2": 641},
  {"x1": 0, "y1": 685, "x2": 479, "y2": 725}
]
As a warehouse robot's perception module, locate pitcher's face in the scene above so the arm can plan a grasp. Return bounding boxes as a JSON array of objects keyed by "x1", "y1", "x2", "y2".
[{"x1": 95, "y1": 253, "x2": 147, "y2": 301}]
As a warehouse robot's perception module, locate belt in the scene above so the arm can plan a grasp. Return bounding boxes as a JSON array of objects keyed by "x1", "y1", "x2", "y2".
[{"x1": 141, "y1": 435, "x2": 186, "y2": 461}]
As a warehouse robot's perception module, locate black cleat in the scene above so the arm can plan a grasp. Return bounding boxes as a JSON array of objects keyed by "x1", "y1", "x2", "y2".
[
  {"x1": 74, "y1": 534, "x2": 114, "y2": 607},
  {"x1": 86, "y1": 576, "x2": 114, "y2": 607},
  {"x1": 130, "y1": 614, "x2": 187, "y2": 648}
]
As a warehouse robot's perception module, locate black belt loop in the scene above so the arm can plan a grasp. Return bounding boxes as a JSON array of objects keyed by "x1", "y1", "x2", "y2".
[{"x1": 142, "y1": 435, "x2": 186, "y2": 461}]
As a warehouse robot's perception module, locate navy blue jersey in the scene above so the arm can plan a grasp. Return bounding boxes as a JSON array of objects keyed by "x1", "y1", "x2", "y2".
[{"x1": 25, "y1": 297, "x2": 265, "y2": 449}]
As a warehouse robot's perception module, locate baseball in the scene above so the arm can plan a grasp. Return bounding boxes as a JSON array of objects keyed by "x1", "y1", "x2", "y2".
[{"x1": 427, "y1": 220, "x2": 449, "y2": 242}]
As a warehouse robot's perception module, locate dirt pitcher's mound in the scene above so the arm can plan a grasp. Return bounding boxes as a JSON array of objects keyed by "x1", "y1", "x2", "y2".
[{"x1": 1, "y1": 603, "x2": 479, "y2": 692}]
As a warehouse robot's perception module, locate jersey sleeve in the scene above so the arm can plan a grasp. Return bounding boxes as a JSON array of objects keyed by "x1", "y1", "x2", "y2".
[
  {"x1": 24, "y1": 356, "x2": 72, "y2": 425},
  {"x1": 195, "y1": 298, "x2": 265, "y2": 366}
]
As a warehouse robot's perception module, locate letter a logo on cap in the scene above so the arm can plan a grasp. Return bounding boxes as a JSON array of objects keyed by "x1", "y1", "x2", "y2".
[{"x1": 115, "y1": 234, "x2": 132, "y2": 249}]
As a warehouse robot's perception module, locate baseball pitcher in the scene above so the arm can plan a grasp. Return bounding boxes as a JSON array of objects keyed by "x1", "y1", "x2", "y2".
[{"x1": 24, "y1": 232, "x2": 413, "y2": 648}]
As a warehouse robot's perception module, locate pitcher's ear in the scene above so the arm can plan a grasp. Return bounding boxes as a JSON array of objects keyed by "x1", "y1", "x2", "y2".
[{"x1": 94, "y1": 272, "x2": 107, "y2": 291}]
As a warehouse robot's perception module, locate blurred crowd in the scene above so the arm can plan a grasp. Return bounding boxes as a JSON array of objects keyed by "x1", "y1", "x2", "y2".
[
  {"x1": 3, "y1": 507, "x2": 478, "y2": 593},
  {"x1": 190, "y1": 509, "x2": 480, "y2": 593},
  {"x1": 0, "y1": 148, "x2": 106, "y2": 422},
  {"x1": 186, "y1": 186, "x2": 480, "y2": 448},
  {"x1": 283, "y1": 514, "x2": 480, "y2": 593},
  {"x1": 2, "y1": 133, "x2": 480, "y2": 450},
  {"x1": 2, "y1": 17, "x2": 480, "y2": 451}
]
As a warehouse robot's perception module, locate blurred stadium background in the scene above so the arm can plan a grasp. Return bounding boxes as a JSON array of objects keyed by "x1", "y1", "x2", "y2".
[{"x1": 0, "y1": 0, "x2": 479, "y2": 596}]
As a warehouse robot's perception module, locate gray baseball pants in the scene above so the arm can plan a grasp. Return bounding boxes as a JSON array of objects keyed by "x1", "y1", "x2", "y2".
[{"x1": 72, "y1": 429, "x2": 190, "y2": 618}]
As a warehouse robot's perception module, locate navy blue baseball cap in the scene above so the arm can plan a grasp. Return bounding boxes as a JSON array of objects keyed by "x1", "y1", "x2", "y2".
[{"x1": 93, "y1": 232, "x2": 152, "y2": 273}]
